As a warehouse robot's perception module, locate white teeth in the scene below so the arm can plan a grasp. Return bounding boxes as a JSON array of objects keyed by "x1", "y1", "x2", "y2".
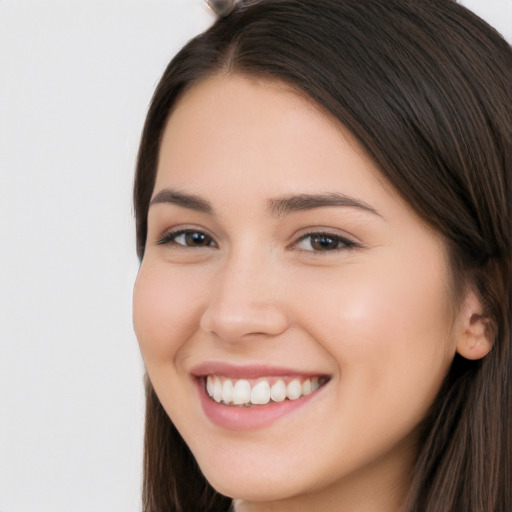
[
  {"x1": 213, "y1": 377, "x2": 223, "y2": 403},
  {"x1": 270, "y1": 379, "x2": 287, "y2": 402},
  {"x1": 286, "y1": 379, "x2": 302, "y2": 400},
  {"x1": 222, "y1": 379, "x2": 234, "y2": 404},
  {"x1": 206, "y1": 375, "x2": 214, "y2": 397},
  {"x1": 233, "y1": 379, "x2": 251, "y2": 405},
  {"x1": 206, "y1": 375, "x2": 325, "y2": 406},
  {"x1": 251, "y1": 381, "x2": 271, "y2": 405}
]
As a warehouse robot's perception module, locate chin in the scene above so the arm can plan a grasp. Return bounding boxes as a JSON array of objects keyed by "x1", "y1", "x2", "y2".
[
  {"x1": 195, "y1": 449, "x2": 307, "y2": 502},
  {"x1": 207, "y1": 473, "x2": 300, "y2": 503}
]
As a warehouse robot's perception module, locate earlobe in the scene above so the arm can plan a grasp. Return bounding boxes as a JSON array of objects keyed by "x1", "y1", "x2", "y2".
[{"x1": 455, "y1": 292, "x2": 493, "y2": 361}]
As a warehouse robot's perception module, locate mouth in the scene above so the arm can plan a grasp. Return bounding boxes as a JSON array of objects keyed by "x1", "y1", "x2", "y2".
[
  {"x1": 203, "y1": 374, "x2": 328, "y2": 407},
  {"x1": 191, "y1": 365, "x2": 331, "y2": 431}
]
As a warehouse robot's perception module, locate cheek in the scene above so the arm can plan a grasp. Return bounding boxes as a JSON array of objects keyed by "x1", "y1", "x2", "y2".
[
  {"x1": 295, "y1": 254, "x2": 456, "y2": 413},
  {"x1": 132, "y1": 261, "x2": 204, "y2": 364}
]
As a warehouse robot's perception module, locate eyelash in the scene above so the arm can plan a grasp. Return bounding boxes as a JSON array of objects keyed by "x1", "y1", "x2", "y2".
[
  {"x1": 157, "y1": 229, "x2": 216, "y2": 248},
  {"x1": 156, "y1": 228, "x2": 359, "y2": 253},
  {"x1": 293, "y1": 231, "x2": 359, "y2": 253}
]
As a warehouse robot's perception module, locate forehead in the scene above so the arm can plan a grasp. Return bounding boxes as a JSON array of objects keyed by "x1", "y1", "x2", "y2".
[{"x1": 155, "y1": 74, "x2": 392, "y2": 200}]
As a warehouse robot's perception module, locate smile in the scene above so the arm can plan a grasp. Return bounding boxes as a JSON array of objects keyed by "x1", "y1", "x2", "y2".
[
  {"x1": 192, "y1": 363, "x2": 331, "y2": 430},
  {"x1": 205, "y1": 375, "x2": 325, "y2": 406}
]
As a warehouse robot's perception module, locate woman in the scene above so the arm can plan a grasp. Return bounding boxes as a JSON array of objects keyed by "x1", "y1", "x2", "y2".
[{"x1": 132, "y1": 1, "x2": 511, "y2": 511}]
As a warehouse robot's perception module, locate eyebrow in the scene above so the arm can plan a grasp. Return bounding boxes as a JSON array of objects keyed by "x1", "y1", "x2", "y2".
[
  {"x1": 268, "y1": 193, "x2": 381, "y2": 217},
  {"x1": 149, "y1": 189, "x2": 381, "y2": 218},
  {"x1": 149, "y1": 189, "x2": 213, "y2": 213}
]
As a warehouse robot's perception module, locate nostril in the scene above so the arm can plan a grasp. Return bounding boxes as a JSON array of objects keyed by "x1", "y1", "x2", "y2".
[{"x1": 200, "y1": 303, "x2": 289, "y2": 342}]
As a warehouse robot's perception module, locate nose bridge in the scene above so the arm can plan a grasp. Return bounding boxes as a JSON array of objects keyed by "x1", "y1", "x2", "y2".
[{"x1": 200, "y1": 244, "x2": 289, "y2": 341}]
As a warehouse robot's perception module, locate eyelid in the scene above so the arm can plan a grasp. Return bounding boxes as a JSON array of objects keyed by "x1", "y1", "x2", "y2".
[
  {"x1": 156, "y1": 226, "x2": 217, "y2": 248},
  {"x1": 290, "y1": 229, "x2": 360, "y2": 253}
]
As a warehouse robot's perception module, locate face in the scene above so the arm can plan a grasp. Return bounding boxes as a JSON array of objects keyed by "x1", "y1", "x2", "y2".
[{"x1": 133, "y1": 75, "x2": 462, "y2": 510}]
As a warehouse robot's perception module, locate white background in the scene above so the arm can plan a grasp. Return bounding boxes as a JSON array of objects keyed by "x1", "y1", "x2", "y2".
[{"x1": 0, "y1": 1, "x2": 510, "y2": 511}]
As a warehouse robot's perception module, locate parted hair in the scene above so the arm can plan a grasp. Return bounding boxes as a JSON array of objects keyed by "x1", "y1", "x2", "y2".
[{"x1": 133, "y1": 1, "x2": 512, "y2": 511}]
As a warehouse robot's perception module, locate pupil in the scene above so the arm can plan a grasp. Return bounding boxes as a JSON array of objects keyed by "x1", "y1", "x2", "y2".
[
  {"x1": 186, "y1": 232, "x2": 208, "y2": 246},
  {"x1": 312, "y1": 235, "x2": 337, "y2": 250}
]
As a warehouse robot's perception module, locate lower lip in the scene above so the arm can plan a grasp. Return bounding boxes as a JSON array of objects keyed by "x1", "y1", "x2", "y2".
[{"x1": 196, "y1": 379, "x2": 326, "y2": 431}]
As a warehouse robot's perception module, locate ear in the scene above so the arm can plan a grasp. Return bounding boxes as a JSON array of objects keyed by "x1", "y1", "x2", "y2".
[{"x1": 456, "y1": 290, "x2": 493, "y2": 360}]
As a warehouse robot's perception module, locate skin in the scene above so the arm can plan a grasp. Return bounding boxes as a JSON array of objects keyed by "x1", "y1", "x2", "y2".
[{"x1": 133, "y1": 74, "x2": 486, "y2": 511}]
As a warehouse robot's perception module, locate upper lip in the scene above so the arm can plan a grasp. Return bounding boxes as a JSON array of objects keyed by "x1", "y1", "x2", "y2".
[{"x1": 190, "y1": 361, "x2": 328, "y2": 380}]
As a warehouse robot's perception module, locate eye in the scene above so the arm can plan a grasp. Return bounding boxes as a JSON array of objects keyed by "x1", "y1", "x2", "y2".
[
  {"x1": 294, "y1": 232, "x2": 357, "y2": 252},
  {"x1": 157, "y1": 229, "x2": 216, "y2": 248}
]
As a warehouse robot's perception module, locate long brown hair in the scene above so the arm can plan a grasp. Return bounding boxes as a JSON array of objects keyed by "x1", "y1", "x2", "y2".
[{"x1": 133, "y1": 1, "x2": 511, "y2": 510}]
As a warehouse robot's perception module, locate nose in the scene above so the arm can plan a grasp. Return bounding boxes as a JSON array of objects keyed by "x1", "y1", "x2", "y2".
[{"x1": 199, "y1": 253, "x2": 289, "y2": 343}]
